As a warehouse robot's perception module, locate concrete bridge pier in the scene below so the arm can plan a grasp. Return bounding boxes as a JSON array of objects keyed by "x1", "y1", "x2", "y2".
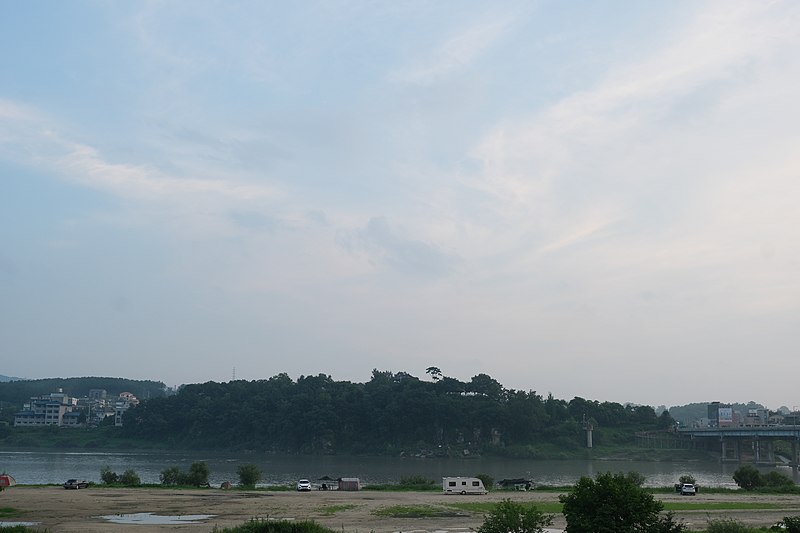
[{"x1": 720, "y1": 437, "x2": 740, "y2": 463}]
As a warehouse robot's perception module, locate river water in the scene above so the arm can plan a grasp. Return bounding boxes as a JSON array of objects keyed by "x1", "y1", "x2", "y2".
[{"x1": 3, "y1": 450, "x2": 795, "y2": 488}]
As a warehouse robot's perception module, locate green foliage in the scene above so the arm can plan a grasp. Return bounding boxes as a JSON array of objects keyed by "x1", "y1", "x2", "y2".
[
  {"x1": 398, "y1": 475, "x2": 435, "y2": 488},
  {"x1": 678, "y1": 474, "x2": 696, "y2": 485},
  {"x1": 704, "y1": 517, "x2": 752, "y2": 533},
  {"x1": 560, "y1": 472, "x2": 664, "y2": 533},
  {"x1": 477, "y1": 499, "x2": 553, "y2": 533},
  {"x1": 119, "y1": 469, "x2": 141, "y2": 486},
  {"x1": 624, "y1": 470, "x2": 646, "y2": 487},
  {"x1": 100, "y1": 465, "x2": 118, "y2": 484},
  {"x1": 187, "y1": 461, "x2": 210, "y2": 486},
  {"x1": 237, "y1": 464, "x2": 261, "y2": 488},
  {"x1": 212, "y1": 518, "x2": 338, "y2": 533},
  {"x1": 777, "y1": 516, "x2": 800, "y2": 533},
  {"x1": 159, "y1": 466, "x2": 183, "y2": 485},
  {"x1": 373, "y1": 504, "x2": 463, "y2": 518},
  {"x1": 762, "y1": 470, "x2": 793, "y2": 488},
  {"x1": 117, "y1": 371, "x2": 668, "y2": 453},
  {"x1": 733, "y1": 465, "x2": 762, "y2": 490},
  {"x1": 476, "y1": 473, "x2": 494, "y2": 490}
]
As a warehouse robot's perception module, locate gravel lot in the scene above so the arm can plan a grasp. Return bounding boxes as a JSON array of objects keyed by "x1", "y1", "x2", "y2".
[{"x1": 3, "y1": 486, "x2": 800, "y2": 532}]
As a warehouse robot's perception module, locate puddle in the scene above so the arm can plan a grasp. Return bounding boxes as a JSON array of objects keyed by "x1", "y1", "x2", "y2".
[
  {"x1": 99, "y1": 513, "x2": 216, "y2": 525},
  {"x1": 0, "y1": 522, "x2": 40, "y2": 527}
]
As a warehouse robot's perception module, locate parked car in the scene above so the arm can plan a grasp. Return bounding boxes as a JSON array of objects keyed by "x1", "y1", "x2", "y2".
[
  {"x1": 64, "y1": 479, "x2": 89, "y2": 489},
  {"x1": 679, "y1": 483, "x2": 696, "y2": 496},
  {"x1": 296, "y1": 479, "x2": 312, "y2": 491}
]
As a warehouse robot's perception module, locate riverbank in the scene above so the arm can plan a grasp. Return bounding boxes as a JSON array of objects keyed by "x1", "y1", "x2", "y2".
[{"x1": 3, "y1": 486, "x2": 800, "y2": 532}]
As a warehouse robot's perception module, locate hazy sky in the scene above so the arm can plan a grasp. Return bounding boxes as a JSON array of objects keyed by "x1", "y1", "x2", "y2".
[{"x1": 2, "y1": 1, "x2": 799, "y2": 409}]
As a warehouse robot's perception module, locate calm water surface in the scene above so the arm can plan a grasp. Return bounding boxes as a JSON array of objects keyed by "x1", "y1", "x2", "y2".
[{"x1": 1, "y1": 450, "x2": 795, "y2": 488}]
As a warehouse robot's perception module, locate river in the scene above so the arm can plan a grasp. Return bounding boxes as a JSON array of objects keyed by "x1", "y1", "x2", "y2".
[{"x1": 3, "y1": 450, "x2": 796, "y2": 488}]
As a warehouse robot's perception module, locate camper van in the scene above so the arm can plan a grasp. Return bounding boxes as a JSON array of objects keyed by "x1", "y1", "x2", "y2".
[{"x1": 442, "y1": 476, "x2": 488, "y2": 495}]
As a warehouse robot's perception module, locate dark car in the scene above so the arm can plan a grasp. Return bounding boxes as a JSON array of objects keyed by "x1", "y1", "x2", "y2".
[{"x1": 64, "y1": 479, "x2": 88, "y2": 489}]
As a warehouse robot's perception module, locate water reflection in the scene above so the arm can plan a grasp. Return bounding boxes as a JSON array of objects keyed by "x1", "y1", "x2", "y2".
[{"x1": 99, "y1": 513, "x2": 215, "y2": 524}]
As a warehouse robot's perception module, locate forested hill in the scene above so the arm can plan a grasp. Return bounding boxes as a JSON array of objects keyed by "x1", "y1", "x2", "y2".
[
  {"x1": 0, "y1": 376, "x2": 167, "y2": 404},
  {"x1": 121, "y1": 370, "x2": 673, "y2": 454}
]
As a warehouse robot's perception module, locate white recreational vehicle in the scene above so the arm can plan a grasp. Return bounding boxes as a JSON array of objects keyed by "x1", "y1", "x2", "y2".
[{"x1": 442, "y1": 476, "x2": 488, "y2": 495}]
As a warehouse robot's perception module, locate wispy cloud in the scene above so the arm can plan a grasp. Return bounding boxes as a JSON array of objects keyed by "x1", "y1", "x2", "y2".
[{"x1": 390, "y1": 16, "x2": 514, "y2": 85}]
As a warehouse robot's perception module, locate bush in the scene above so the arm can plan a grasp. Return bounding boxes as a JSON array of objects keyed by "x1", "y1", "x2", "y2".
[
  {"x1": 160, "y1": 466, "x2": 183, "y2": 485},
  {"x1": 100, "y1": 465, "x2": 118, "y2": 485},
  {"x1": 237, "y1": 464, "x2": 262, "y2": 488},
  {"x1": 476, "y1": 473, "x2": 494, "y2": 491},
  {"x1": 625, "y1": 470, "x2": 646, "y2": 487},
  {"x1": 778, "y1": 515, "x2": 800, "y2": 533},
  {"x1": 560, "y1": 472, "x2": 666, "y2": 533},
  {"x1": 678, "y1": 474, "x2": 696, "y2": 485},
  {"x1": 762, "y1": 470, "x2": 793, "y2": 488},
  {"x1": 733, "y1": 465, "x2": 762, "y2": 490},
  {"x1": 399, "y1": 475, "x2": 435, "y2": 487},
  {"x1": 186, "y1": 461, "x2": 210, "y2": 486},
  {"x1": 119, "y1": 469, "x2": 141, "y2": 487},
  {"x1": 477, "y1": 499, "x2": 553, "y2": 533},
  {"x1": 704, "y1": 517, "x2": 751, "y2": 533}
]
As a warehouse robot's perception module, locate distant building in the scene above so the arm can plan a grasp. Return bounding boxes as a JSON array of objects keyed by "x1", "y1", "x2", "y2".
[
  {"x1": 14, "y1": 390, "x2": 79, "y2": 427},
  {"x1": 114, "y1": 392, "x2": 139, "y2": 426}
]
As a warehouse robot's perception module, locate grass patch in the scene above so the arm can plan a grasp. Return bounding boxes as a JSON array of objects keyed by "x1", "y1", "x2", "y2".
[
  {"x1": 373, "y1": 504, "x2": 468, "y2": 518},
  {"x1": 0, "y1": 507, "x2": 23, "y2": 518},
  {"x1": 662, "y1": 501, "x2": 782, "y2": 511},
  {"x1": 445, "y1": 501, "x2": 563, "y2": 514},
  {"x1": 317, "y1": 504, "x2": 357, "y2": 516}
]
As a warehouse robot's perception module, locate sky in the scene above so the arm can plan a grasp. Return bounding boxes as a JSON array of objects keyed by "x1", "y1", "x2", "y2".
[{"x1": 1, "y1": 1, "x2": 799, "y2": 409}]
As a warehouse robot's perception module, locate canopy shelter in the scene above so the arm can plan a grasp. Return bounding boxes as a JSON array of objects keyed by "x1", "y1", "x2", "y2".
[{"x1": 0, "y1": 474, "x2": 16, "y2": 491}]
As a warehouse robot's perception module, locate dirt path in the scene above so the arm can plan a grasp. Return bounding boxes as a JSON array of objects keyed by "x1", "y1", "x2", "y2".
[{"x1": 3, "y1": 487, "x2": 800, "y2": 532}]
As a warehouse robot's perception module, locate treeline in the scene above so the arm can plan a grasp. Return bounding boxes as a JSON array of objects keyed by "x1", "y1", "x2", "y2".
[{"x1": 120, "y1": 370, "x2": 673, "y2": 454}]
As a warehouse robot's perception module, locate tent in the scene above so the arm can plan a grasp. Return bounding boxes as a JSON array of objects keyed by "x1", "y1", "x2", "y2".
[{"x1": 0, "y1": 474, "x2": 16, "y2": 491}]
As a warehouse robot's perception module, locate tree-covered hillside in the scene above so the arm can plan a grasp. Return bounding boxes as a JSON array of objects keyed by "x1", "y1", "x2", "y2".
[
  {"x1": 0, "y1": 376, "x2": 167, "y2": 405},
  {"x1": 120, "y1": 370, "x2": 673, "y2": 454}
]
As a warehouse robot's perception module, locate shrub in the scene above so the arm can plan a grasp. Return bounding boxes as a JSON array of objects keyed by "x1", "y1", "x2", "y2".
[
  {"x1": 704, "y1": 517, "x2": 751, "y2": 533},
  {"x1": 186, "y1": 461, "x2": 210, "y2": 486},
  {"x1": 399, "y1": 475, "x2": 435, "y2": 487},
  {"x1": 625, "y1": 470, "x2": 646, "y2": 487},
  {"x1": 560, "y1": 472, "x2": 663, "y2": 533},
  {"x1": 778, "y1": 515, "x2": 800, "y2": 533},
  {"x1": 100, "y1": 465, "x2": 118, "y2": 485},
  {"x1": 119, "y1": 469, "x2": 141, "y2": 487},
  {"x1": 678, "y1": 474, "x2": 696, "y2": 485},
  {"x1": 762, "y1": 470, "x2": 793, "y2": 488},
  {"x1": 477, "y1": 499, "x2": 553, "y2": 533},
  {"x1": 476, "y1": 473, "x2": 494, "y2": 491},
  {"x1": 237, "y1": 464, "x2": 262, "y2": 488},
  {"x1": 732, "y1": 465, "x2": 762, "y2": 491},
  {"x1": 160, "y1": 466, "x2": 183, "y2": 485}
]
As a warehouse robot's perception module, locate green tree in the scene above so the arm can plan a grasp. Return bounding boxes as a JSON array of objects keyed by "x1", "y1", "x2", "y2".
[
  {"x1": 160, "y1": 466, "x2": 183, "y2": 485},
  {"x1": 186, "y1": 461, "x2": 210, "y2": 486},
  {"x1": 237, "y1": 464, "x2": 262, "y2": 488},
  {"x1": 560, "y1": 472, "x2": 665, "y2": 533},
  {"x1": 732, "y1": 465, "x2": 762, "y2": 490},
  {"x1": 476, "y1": 473, "x2": 494, "y2": 491},
  {"x1": 477, "y1": 499, "x2": 553, "y2": 533},
  {"x1": 119, "y1": 469, "x2": 141, "y2": 486},
  {"x1": 678, "y1": 474, "x2": 696, "y2": 485},
  {"x1": 624, "y1": 471, "x2": 646, "y2": 487},
  {"x1": 100, "y1": 465, "x2": 118, "y2": 485}
]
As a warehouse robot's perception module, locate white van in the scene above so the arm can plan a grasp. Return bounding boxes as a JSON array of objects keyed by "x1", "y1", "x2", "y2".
[{"x1": 442, "y1": 476, "x2": 488, "y2": 495}]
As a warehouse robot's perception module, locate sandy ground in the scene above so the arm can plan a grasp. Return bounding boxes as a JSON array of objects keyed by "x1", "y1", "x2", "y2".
[{"x1": 3, "y1": 487, "x2": 800, "y2": 532}]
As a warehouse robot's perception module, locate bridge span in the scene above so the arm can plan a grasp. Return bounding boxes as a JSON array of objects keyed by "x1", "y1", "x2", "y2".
[{"x1": 676, "y1": 426, "x2": 800, "y2": 465}]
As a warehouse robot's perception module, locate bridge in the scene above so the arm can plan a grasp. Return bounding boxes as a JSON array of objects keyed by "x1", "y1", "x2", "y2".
[{"x1": 675, "y1": 426, "x2": 800, "y2": 465}]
